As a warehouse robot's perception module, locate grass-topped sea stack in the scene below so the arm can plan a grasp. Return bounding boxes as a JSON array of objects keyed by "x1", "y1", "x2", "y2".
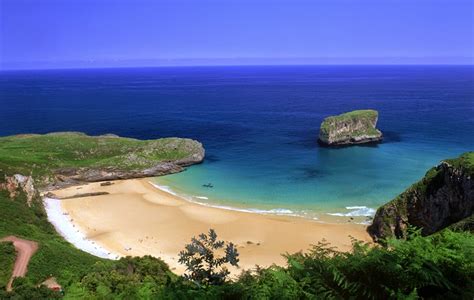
[{"x1": 318, "y1": 109, "x2": 383, "y2": 146}]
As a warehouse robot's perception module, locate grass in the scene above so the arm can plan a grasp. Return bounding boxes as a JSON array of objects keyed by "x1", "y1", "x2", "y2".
[
  {"x1": 0, "y1": 132, "x2": 203, "y2": 183},
  {"x1": 445, "y1": 151, "x2": 474, "y2": 175},
  {"x1": 0, "y1": 241, "x2": 16, "y2": 289},
  {"x1": 0, "y1": 190, "x2": 110, "y2": 287}
]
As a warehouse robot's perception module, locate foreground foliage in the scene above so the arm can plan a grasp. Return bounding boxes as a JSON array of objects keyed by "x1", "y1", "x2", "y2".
[
  {"x1": 18, "y1": 229, "x2": 468, "y2": 300},
  {"x1": 179, "y1": 229, "x2": 240, "y2": 285},
  {"x1": 0, "y1": 241, "x2": 16, "y2": 289}
]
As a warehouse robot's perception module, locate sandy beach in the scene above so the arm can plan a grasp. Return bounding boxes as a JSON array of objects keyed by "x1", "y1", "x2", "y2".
[{"x1": 45, "y1": 179, "x2": 371, "y2": 275}]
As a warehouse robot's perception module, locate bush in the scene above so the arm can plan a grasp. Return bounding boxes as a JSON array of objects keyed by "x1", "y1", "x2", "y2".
[
  {"x1": 178, "y1": 229, "x2": 239, "y2": 286},
  {"x1": 58, "y1": 229, "x2": 473, "y2": 299},
  {"x1": 0, "y1": 241, "x2": 16, "y2": 289},
  {"x1": 281, "y1": 230, "x2": 474, "y2": 299}
]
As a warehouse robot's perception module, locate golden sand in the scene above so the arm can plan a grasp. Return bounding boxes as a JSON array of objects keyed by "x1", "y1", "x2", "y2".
[{"x1": 52, "y1": 179, "x2": 371, "y2": 275}]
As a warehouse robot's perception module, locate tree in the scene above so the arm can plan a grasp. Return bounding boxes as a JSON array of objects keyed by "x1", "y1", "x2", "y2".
[{"x1": 178, "y1": 229, "x2": 239, "y2": 285}]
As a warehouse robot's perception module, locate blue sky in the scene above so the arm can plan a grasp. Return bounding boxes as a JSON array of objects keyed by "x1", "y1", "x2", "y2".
[{"x1": 1, "y1": 0, "x2": 473, "y2": 69}]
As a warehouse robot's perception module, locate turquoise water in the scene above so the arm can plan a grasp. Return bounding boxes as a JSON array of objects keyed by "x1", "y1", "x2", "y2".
[
  {"x1": 154, "y1": 138, "x2": 467, "y2": 219},
  {"x1": 1, "y1": 65, "x2": 473, "y2": 220}
]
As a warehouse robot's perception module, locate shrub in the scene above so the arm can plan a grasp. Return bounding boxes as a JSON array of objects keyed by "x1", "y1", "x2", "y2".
[{"x1": 178, "y1": 229, "x2": 239, "y2": 285}]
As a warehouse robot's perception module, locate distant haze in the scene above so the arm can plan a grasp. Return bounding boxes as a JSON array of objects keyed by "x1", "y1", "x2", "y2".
[{"x1": 1, "y1": 0, "x2": 473, "y2": 70}]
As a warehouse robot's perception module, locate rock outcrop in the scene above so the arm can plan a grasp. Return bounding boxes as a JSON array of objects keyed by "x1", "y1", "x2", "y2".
[
  {"x1": 318, "y1": 110, "x2": 383, "y2": 146},
  {"x1": 0, "y1": 175, "x2": 37, "y2": 206},
  {"x1": 368, "y1": 152, "x2": 474, "y2": 241}
]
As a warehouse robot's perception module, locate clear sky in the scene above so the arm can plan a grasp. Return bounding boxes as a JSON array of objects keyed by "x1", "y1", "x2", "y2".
[{"x1": 1, "y1": 0, "x2": 473, "y2": 69}]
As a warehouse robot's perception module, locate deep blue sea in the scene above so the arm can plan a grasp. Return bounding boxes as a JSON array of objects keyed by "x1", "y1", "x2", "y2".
[{"x1": 1, "y1": 66, "x2": 473, "y2": 221}]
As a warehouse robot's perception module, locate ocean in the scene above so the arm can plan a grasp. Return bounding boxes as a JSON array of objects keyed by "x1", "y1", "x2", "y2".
[{"x1": 1, "y1": 65, "x2": 473, "y2": 221}]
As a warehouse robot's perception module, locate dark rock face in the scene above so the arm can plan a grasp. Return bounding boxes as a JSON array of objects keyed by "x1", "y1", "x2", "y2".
[
  {"x1": 318, "y1": 110, "x2": 383, "y2": 146},
  {"x1": 368, "y1": 155, "x2": 474, "y2": 241}
]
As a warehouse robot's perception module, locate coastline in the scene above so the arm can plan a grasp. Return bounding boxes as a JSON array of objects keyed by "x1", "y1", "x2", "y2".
[
  {"x1": 151, "y1": 177, "x2": 377, "y2": 224},
  {"x1": 45, "y1": 178, "x2": 372, "y2": 274}
]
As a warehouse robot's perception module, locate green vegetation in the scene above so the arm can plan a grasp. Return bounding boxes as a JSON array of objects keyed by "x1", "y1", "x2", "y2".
[
  {"x1": 63, "y1": 256, "x2": 175, "y2": 299},
  {"x1": 0, "y1": 191, "x2": 109, "y2": 287},
  {"x1": 178, "y1": 229, "x2": 239, "y2": 285},
  {"x1": 16, "y1": 229, "x2": 471, "y2": 300},
  {"x1": 320, "y1": 109, "x2": 378, "y2": 134},
  {"x1": 445, "y1": 151, "x2": 474, "y2": 175},
  {"x1": 0, "y1": 132, "x2": 203, "y2": 181},
  {"x1": 0, "y1": 241, "x2": 15, "y2": 289},
  {"x1": 5, "y1": 278, "x2": 63, "y2": 299}
]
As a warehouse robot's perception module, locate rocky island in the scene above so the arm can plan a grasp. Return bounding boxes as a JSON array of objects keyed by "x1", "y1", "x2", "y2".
[
  {"x1": 368, "y1": 152, "x2": 474, "y2": 241},
  {"x1": 318, "y1": 109, "x2": 383, "y2": 146},
  {"x1": 0, "y1": 132, "x2": 205, "y2": 189}
]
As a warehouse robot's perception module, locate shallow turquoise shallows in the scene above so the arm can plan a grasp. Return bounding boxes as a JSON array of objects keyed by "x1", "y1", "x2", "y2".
[{"x1": 1, "y1": 65, "x2": 473, "y2": 220}]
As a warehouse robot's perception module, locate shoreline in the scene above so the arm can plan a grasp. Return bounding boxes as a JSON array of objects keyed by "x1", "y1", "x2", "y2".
[
  {"x1": 151, "y1": 179, "x2": 376, "y2": 224},
  {"x1": 45, "y1": 178, "x2": 372, "y2": 274},
  {"x1": 44, "y1": 197, "x2": 119, "y2": 260}
]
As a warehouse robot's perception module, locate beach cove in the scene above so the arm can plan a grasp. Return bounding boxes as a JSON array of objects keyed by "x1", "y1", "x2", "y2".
[{"x1": 44, "y1": 179, "x2": 371, "y2": 274}]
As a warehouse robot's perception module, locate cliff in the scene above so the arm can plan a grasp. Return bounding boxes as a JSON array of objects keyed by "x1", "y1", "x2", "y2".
[
  {"x1": 368, "y1": 152, "x2": 474, "y2": 241},
  {"x1": 0, "y1": 132, "x2": 205, "y2": 189},
  {"x1": 318, "y1": 110, "x2": 383, "y2": 146}
]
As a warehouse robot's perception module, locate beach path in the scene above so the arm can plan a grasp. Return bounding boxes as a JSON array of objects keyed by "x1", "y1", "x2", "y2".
[{"x1": 1, "y1": 236, "x2": 39, "y2": 291}]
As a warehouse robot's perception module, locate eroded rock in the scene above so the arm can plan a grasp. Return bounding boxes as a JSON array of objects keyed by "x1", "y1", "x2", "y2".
[{"x1": 318, "y1": 110, "x2": 383, "y2": 146}]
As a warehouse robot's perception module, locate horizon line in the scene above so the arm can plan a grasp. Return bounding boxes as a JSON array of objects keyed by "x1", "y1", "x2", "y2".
[
  {"x1": 2, "y1": 63, "x2": 474, "y2": 72},
  {"x1": 2, "y1": 56, "x2": 473, "y2": 71}
]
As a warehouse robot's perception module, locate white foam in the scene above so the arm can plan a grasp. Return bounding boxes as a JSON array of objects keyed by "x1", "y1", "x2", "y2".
[
  {"x1": 149, "y1": 183, "x2": 178, "y2": 196},
  {"x1": 43, "y1": 197, "x2": 119, "y2": 260},
  {"x1": 148, "y1": 181, "x2": 311, "y2": 219},
  {"x1": 328, "y1": 206, "x2": 376, "y2": 217}
]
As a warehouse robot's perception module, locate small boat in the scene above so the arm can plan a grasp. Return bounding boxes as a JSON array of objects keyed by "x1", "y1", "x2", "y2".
[{"x1": 202, "y1": 183, "x2": 214, "y2": 188}]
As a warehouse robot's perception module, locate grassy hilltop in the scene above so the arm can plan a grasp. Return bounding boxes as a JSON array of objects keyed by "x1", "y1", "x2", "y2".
[
  {"x1": 0, "y1": 132, "x2": 204, "y2": 185},
  {"x1": 320, "y1": 110, "x2": 378, "y2": 132}
]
